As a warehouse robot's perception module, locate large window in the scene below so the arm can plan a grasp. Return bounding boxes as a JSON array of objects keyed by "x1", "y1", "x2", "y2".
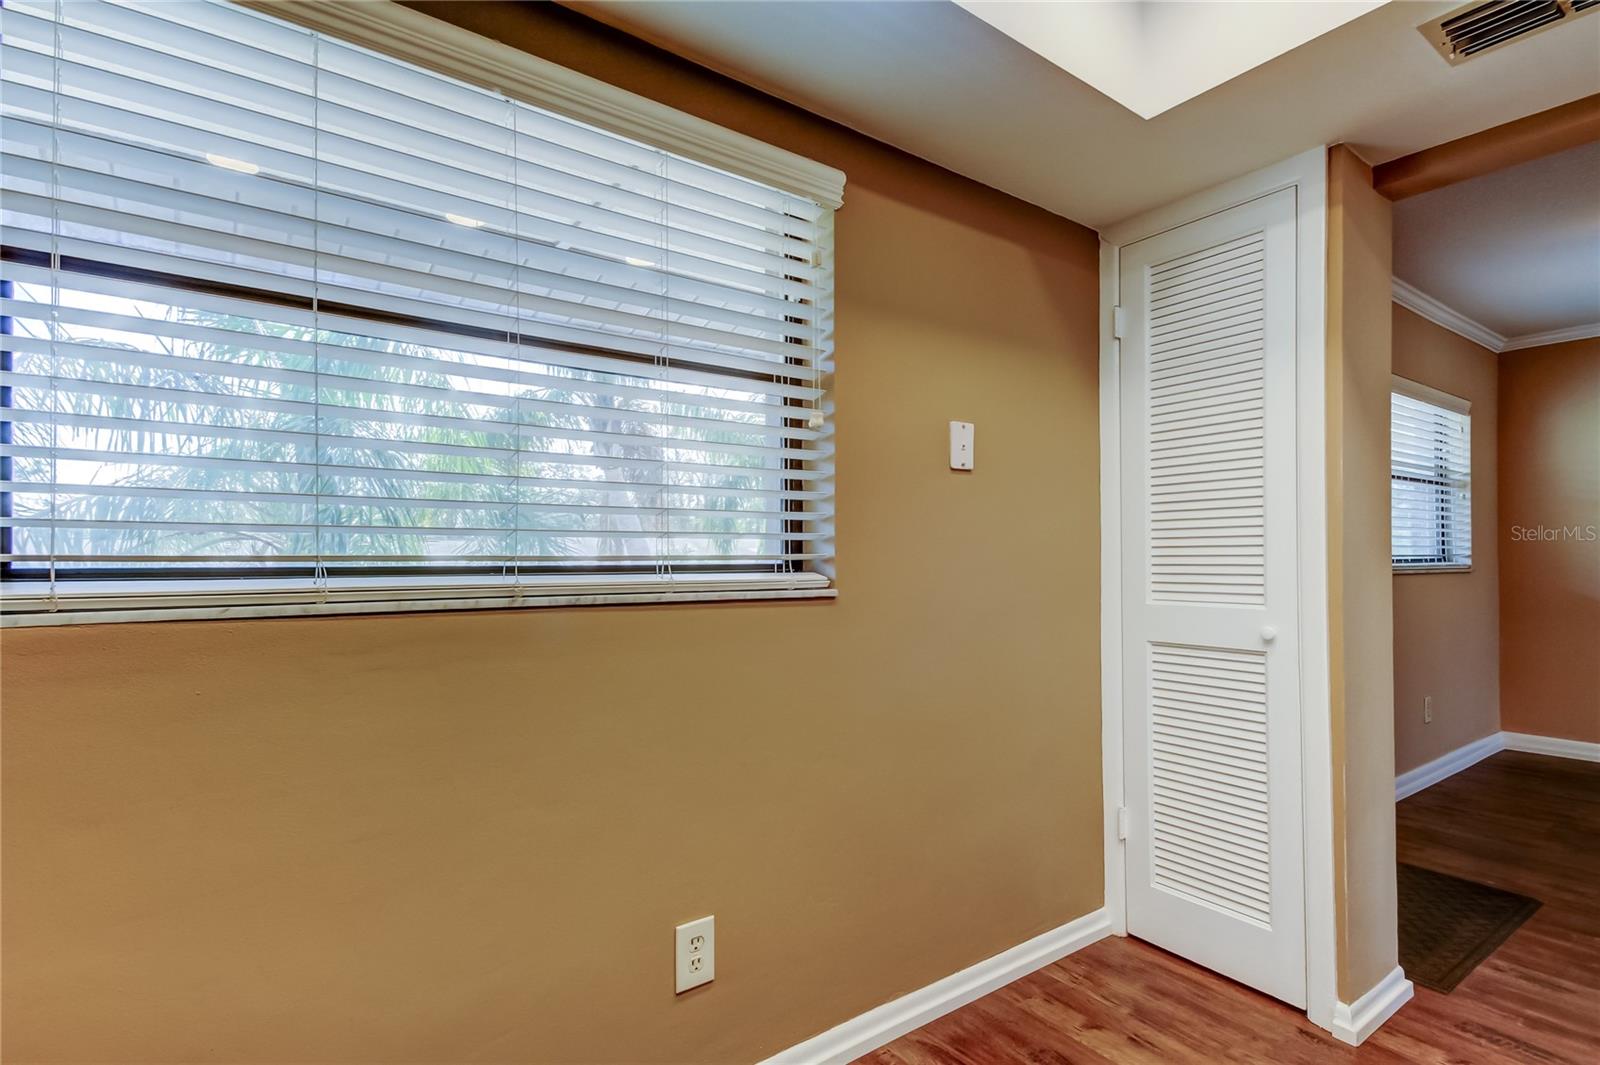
[
  {"x1": 1391, "y1": 376, "x2": 1471, "y2": 571},
  {"x1": 0, "y1": 0, "x2": 839, "y2": 622}
]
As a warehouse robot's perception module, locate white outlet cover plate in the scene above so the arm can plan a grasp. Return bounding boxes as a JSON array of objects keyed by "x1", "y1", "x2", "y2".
[
  {"x1": 675, "y1": 915, "x2": 715, "y2": 993},
  {"x1": 950, "y1": 420, "x2": 974, "y2": 470}
]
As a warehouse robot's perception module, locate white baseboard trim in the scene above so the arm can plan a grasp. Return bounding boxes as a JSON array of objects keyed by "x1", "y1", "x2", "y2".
[
  {"x1": 757, "y1": 908, "x2": 1112, "y2": 1064},
  {"x1": 1396, "y1": 729, "x2": 1600, "y2": 801},
  {"x1": 1330, "y1": 965, "x2": 1414, "y2": 1046},
  {"x1": 1395, "y1": 733, "x2": 1504, "y2": 800},
  {"x1": 1501, "y1": 732, "x2": 1600, "y2": 762}
]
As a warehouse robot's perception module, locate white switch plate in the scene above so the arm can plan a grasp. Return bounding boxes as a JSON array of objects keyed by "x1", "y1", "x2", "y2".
[
  {"x1": 675, "y1": 915, "x2": 715, "y2": 993},
  {"x1": 950, "y1": 420, "x2": 974, "y2": 470}
]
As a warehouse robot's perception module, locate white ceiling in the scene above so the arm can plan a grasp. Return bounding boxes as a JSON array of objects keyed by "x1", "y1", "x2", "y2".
[
  {"x1": 572, "y1": 0, "x2": 1600, "y2": 229},
  {"x1": 1394, "y1": 142, "x2": 1600, "y2": 340},
  {"x1": 955, "y1": 1, "x2": 1382, "y2": 119}
]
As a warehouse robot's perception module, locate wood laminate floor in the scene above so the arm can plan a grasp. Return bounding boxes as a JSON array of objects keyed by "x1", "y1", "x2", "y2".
[{"x1": 858, "y1": 751, "x2": 1600, "y2": 1064}]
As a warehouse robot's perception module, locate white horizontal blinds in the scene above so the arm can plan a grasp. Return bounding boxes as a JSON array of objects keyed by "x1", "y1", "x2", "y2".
[
  {"x1": 0, "y1": 0, "x2": 834, "y2": 589},
  {"x1": 1391, "y1": 385, "x2": 1471, "y2": 569}
]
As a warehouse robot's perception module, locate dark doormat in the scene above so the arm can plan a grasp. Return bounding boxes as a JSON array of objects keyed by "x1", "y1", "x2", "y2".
[{"x1": 1397, "y1": 862, "x2": 1541, "y2": 993}]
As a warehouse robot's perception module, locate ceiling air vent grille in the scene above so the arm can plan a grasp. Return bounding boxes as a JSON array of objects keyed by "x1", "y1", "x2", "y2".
[{"x1": 1420, "y1": 0, "x2": 1598, "y2": 63}]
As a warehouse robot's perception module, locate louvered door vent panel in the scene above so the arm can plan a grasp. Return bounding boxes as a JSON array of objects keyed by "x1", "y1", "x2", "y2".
[
  {"x1": 1146, "y1": 232, "x2": 1267, "y2": 605},
  {"x1": 1149, "y1": 643, "x2": 1272, "y2": 926}
]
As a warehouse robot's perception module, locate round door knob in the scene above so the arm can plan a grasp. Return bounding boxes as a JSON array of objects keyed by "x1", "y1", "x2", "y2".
[{"x1": 1261, "y1": 625, "x2": 1278, "y2": 643}]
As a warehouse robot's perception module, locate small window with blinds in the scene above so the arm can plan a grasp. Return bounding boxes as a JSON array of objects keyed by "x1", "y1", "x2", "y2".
[
  {"x1": 1391, "y1": 376, "x2": 1471, "y2": 572},
  {"x1": 0, "y1": 0, "x2": 840, "y2": 622}
]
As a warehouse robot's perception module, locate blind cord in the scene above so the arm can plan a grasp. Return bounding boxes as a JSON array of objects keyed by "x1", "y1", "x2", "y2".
[
  {"x1": 510, "y1": 99, "x2": 521, "y2": 599},
  {"x1": 312, "y1": 30, "x2": 327, "y2": 605},
  {"x1": 46, "y1": 0, "x2": 62, "y2": 611}
]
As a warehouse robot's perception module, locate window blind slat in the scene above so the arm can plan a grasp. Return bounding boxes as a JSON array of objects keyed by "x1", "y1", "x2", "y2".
[
  {"x1": 0, "y1": 352, "x2": 820, "y2": 442},
  {"x1": 2, "y1": 482, "x2": 824, "y2": 521},
  {"x1": 2, "y1": 109, "x2": 820, "y2": 292},
  {"x1": 11, "y1": 35, "x2": 821, "y2": 257},
  {"x1": 3, "y1": 229, "x2": 816, "y2": 378},
  {"x1": 0, "y1": 396, "x2": 826, "y2": 467},
  {"x1": 4, "y1": 192, "x2": 818, "y2": 367},
  {"x1": 0, "y1": 445, "x2": 829, "y2": 491},
  {"x1": 0, "y1": 321, "x2": 819, "y2": 422},
  {"x1": 32, "y1": 0, "x2": 821, "y2": 239},
  {"x1": 0, "y1": 278, "x2": 825, "y2": 403}
]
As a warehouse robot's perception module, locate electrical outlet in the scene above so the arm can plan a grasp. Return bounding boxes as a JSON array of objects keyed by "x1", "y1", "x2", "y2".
[
  {"x1": 1424, "y1": 696, "x2": 1433, "y2": 724},
  {"x1": 675, "y1": 916, "x2": 715, "y2": 993}
]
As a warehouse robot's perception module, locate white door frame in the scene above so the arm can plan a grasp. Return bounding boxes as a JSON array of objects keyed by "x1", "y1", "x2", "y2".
[{"x1": 1097, "y1": 146, "x2": 1339, "y2": 1034}]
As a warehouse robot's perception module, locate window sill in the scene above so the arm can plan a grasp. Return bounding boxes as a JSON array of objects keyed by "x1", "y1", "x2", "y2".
[
  {"x1": 1392, "y1": 564, "x2": 1472, "y2": 574},
  {"x1": 0, "y1": 574, "x2": 834, "y2": 628}
]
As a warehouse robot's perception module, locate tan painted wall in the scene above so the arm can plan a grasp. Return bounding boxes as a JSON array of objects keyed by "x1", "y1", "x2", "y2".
[
  {"x1": 1325, "y1": 146, "x2": 1400, "y2": 1002},
  {"x1": 1391, "y1": 306, "x2": 1501, "y2": 773},
  {"x1": 0, "y1": 6, "x2": 1103, "y2": 1062},
  {"x1": 1498, "y1": 337, "x2": 1600, "y2": 742}
]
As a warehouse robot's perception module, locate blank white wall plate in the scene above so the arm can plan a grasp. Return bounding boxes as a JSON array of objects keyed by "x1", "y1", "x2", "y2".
[{"x1": 950, "y1": 421, "x2": 974, "y2": 470}]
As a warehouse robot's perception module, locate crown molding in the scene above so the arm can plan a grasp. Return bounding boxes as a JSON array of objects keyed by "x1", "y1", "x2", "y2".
[
  {"x1": 1500, "y1": 322, "x2": 1600, "y2": 351},
  {"x1": 1391, "y1": 278, "x2": 1505, "y2": 352},
  {"x1": 236, "y1": 0, "x2": 846, "y2": 209},
  {"x1": 1391, "y1": 279, "x2": 1600, "y2": 355}
]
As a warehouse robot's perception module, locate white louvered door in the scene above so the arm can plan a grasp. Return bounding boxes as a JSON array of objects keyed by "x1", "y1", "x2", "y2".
[{"x1": 1119, "y1": 189, "x2": 1306, "y2": 1007}]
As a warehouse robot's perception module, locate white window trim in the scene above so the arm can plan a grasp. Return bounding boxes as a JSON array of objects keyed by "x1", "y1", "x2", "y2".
[
  {"x1": 1390, "y1": 375, "x2": 1472, "y2": 574},
  {"x1": 238, "y1": 0, "x2": 846, "y2": 209},
  {"x1": 1391, "y1": 374, "x2": 1470, "y2": 416},
  {"x1": 2, "y1": 574, "x2": 835, "y2": 628},
  {"x1": 0, "y1": 0, "x2": 845, "y2": 627}
]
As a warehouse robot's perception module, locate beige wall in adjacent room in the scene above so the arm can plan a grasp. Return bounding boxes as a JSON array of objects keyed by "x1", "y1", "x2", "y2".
[
  {"x1": 1498, "y1": 336, "x2": 1600, "y2": 743},
  {"x1": 0, "y1": 6, "x2": 1103, "y2": 1063},
  {"x1": 1391, "y1": 306, "x2": 1501, "y2": 773},
  {"x1": 1325, "y1": 146, "x2": 1400, "y2": 1003}
]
